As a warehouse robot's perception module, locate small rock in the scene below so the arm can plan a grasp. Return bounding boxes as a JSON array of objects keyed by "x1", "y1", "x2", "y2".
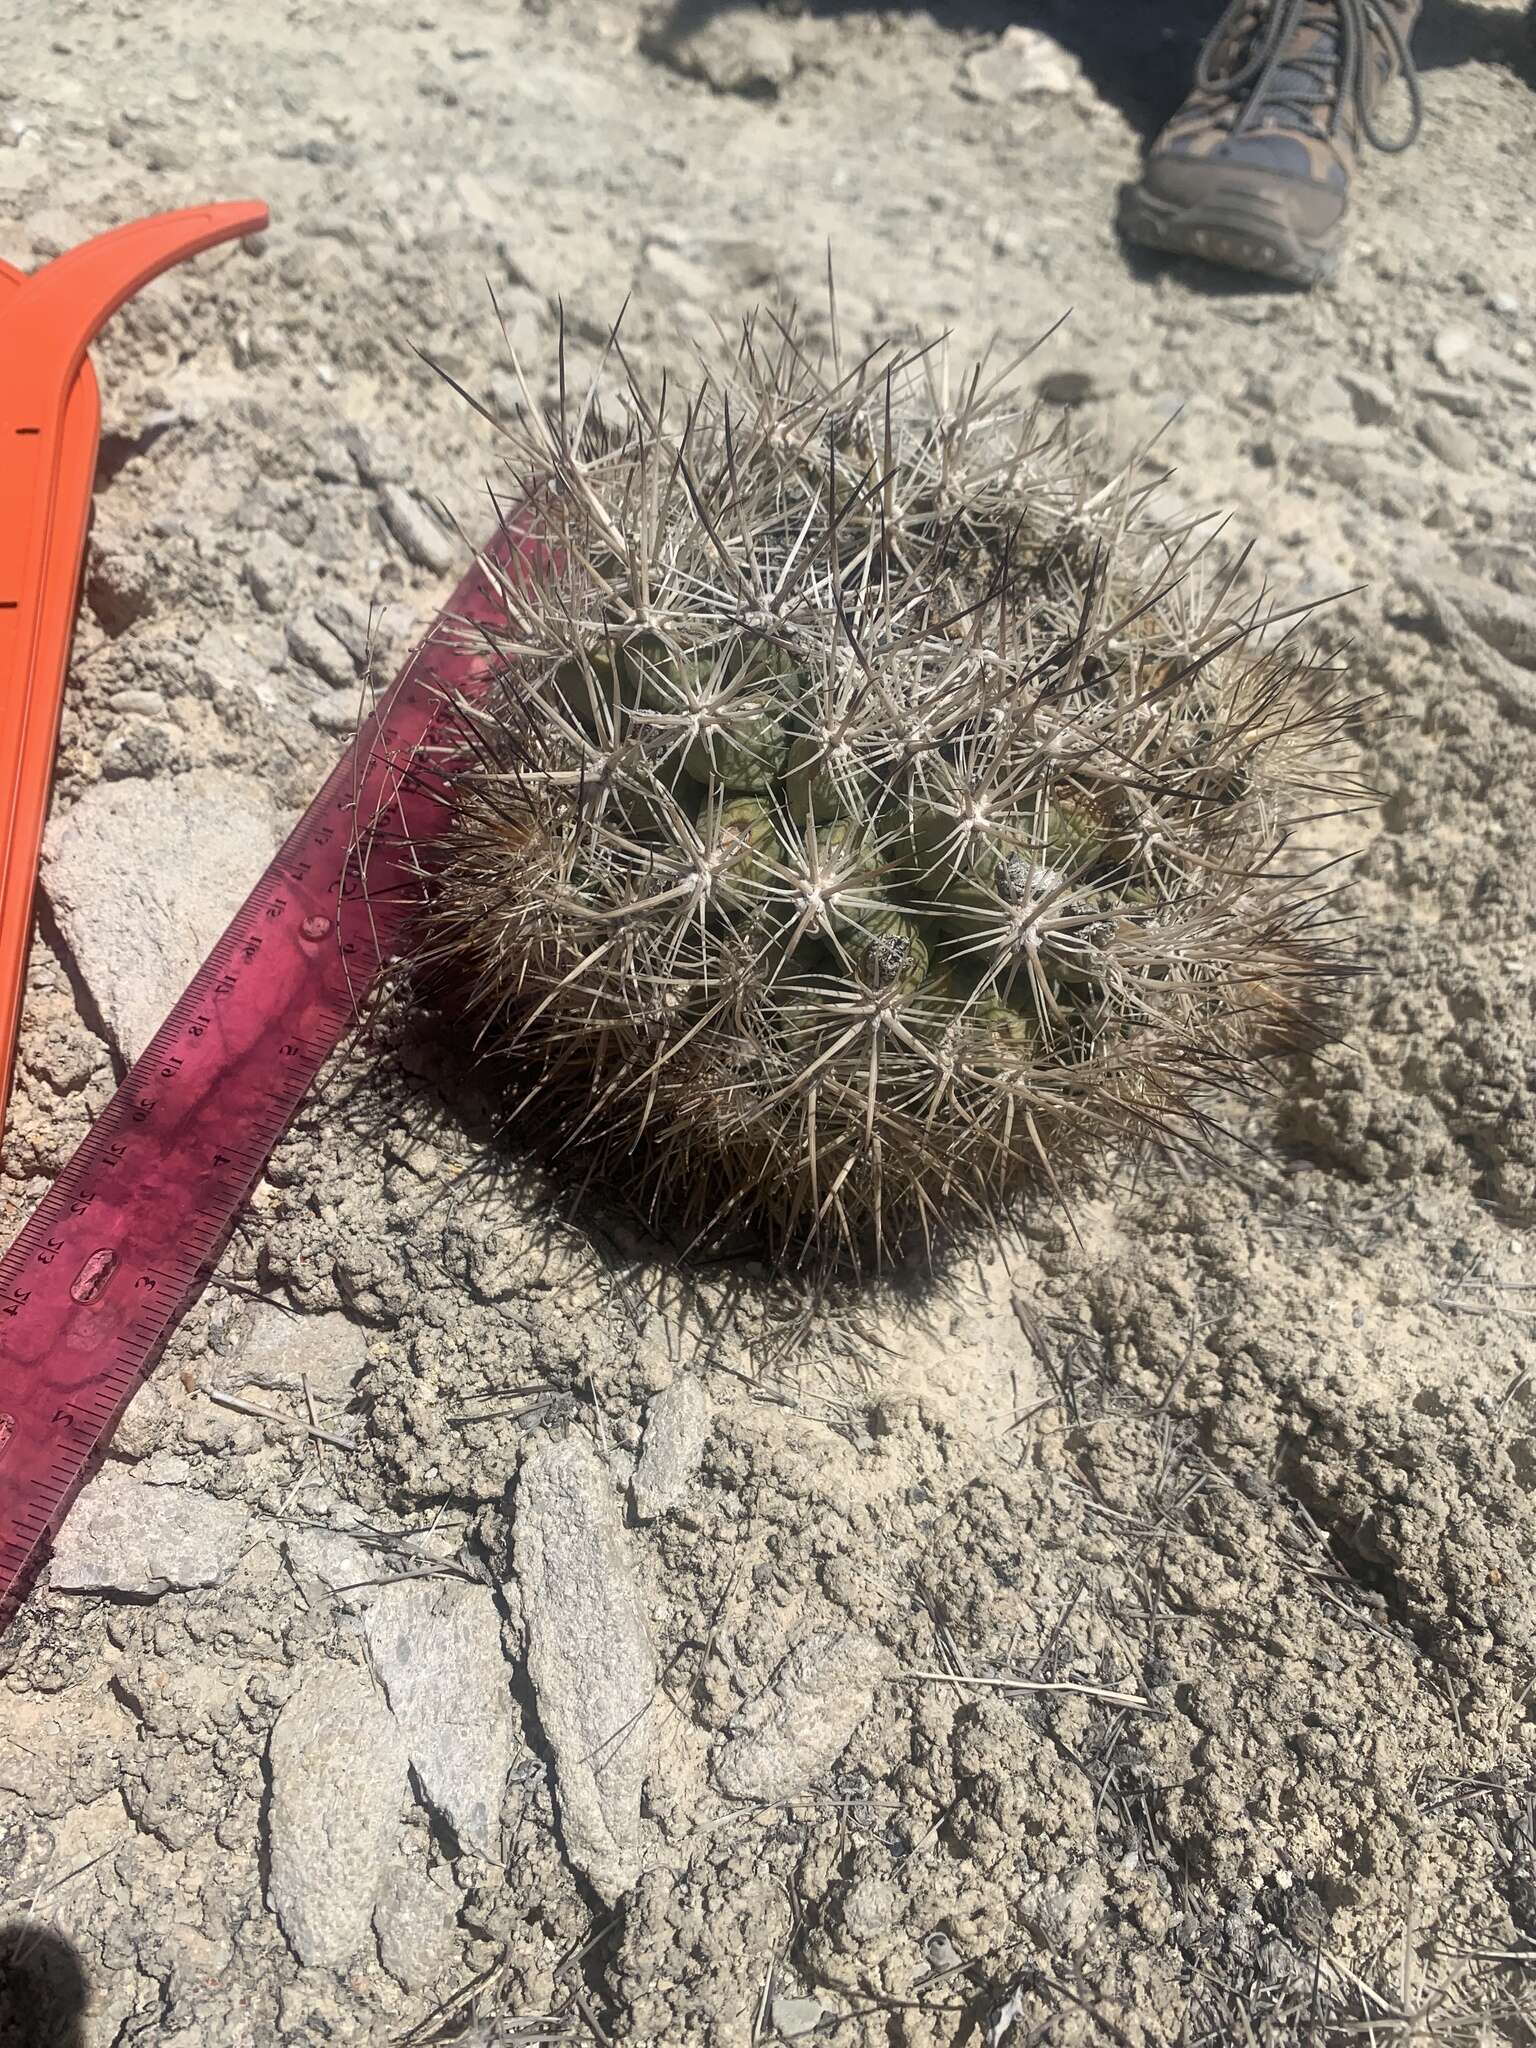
[
  {"x1": 1336, "y1": 368, "x2": 1396, "y2": 426},
  {"x1": 631, "y1": 1376, "x2": 710, "y2": 1521},
  {"x1": 360, "y1": 1577, "x2": 517, "y2": 1860},
  {"x1": 643, "y1": 12, "x2": 796, "y2": 98},
  {"x1": 266, "y1": 1663, "x2": 406, "y2": 1966},
  {"x1": 1394, "y1": 564, "x2": 1536, "y2": 725},
  {"x1": 1431, "y1": 322, "x2": 1475, "y2": 375},
  {"x1": 842, "y1": 1874, "x2": 900, "y2": 1943},
  {"x1": 107, "y1": 688, "x2": 168, "y2": 719},
  {"x1": 309, "y1": 429, "x2": 355, "y2": 485},
  {"x1": 513, "y1": 1435, "x2": 655, "y2": 1902},
  {"x1": 286, "y1": 611, "x2": 356, "y2": 688},
  {"x1": 1415, "y1": 412, "x2": 1478, "y2": 471},
  {"x1": 344, "y1": 423, "x2": 408, "y2": 490},
  {"x1": 283, "y1": 1526, "x2": 375, "y2": 1595},
  {"x1": 1400, "y1": 562, "x2": 1536, "y2": 671},
  {"x1": 379, "y1": 485, "x2": 458, "y2": 574},
  {"x1": 48, "y1": 1469, "x2": 250, "y2": 1596},
  {"x1": 1460, "y1": 340, "x2": 1536, "y2": 394},
  {"x1": 713, "y1": 1628, "x2": 892, "y2": 1803},
  {"x1": 84, "y1": 538, "x2": 154, "y2": 634},
  {"x1": 99, "y1": 720, "x2": 184, "y2": 782},
  {"x1": 241, "y1": 533, "x2": 295, "y2": 615},
  {"x1": 1416, "y1": 378, "x2": 1485, "y2": 420},
  {"x1": 233, "y1": 1305, "x2": 368, "y2": 1401},
  {"x1": 373, "y1": 1866, "x2": 457, "y2": 1992},
  {"x1": 42, "y1": 769, "x2": 280, "y2": 1061},
  {"x1": 772, "y1": 1994, "x2": 823, "y2": 2041},
  {"x1": 314, "y1": 595, "x2": 389, "y2": 668},
  {"x1": 960, "y1": 26, "x2": 1084, "y2": 104},
  {"x1": 311, "y1": 695, "x2": 362, "y2": 734}
]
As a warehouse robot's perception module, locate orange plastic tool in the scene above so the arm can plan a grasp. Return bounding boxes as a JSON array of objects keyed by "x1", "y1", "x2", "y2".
[{"x1": 0, "y1": 203, "x2": 269, "y2": 1141}]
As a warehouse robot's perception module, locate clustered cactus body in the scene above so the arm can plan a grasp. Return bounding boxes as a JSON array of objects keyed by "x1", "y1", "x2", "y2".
[{"x1": 420, "y1": 311, "x2": 1361, "y2": 1267}]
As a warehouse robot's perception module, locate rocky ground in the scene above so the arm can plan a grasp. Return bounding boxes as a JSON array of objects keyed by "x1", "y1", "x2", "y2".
[{"x1": 4, "y1": 1, "x2": 1536, "y2": 2042}]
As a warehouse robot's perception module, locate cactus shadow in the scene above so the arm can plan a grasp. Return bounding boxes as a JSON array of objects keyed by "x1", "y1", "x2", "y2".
[
  {"x1": 348, "y1": 991, "x2": 1011, "y2": 1355},
  {"x1": 0, "y1": 1923, "x2": 88, "y2": 2048}
]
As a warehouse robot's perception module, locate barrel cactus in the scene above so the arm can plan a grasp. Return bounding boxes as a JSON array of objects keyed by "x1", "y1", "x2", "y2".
[{"x1": 417, "y1": 313, "x2": 1358, "y2": 1267}]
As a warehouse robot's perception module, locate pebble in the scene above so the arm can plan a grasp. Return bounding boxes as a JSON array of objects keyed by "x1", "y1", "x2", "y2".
[
  {"x1": 359, "y1": 1576, "x2": 517, "y2": 1860},
  {"x1": 241, "y1": 534, "x2": 295, "y2": 615},
  {"x1": 314, "y1": 595, "x2": 386, "y2": 668},
  {"x1": 266, "y1": 1663, "x2": 406, "y2": 1966},
  {"x1": 960, "y1": 26, "x2": 1084, "y2": 102},
  {"x1": 1431, "y1": 322, "x2": 1475, "y2": 375},
  {"x1": 631, "y1": 1376, "x2": 710, "y2": 1521},
  {"x1": 345, "y1": 423, "x2": 408, "y2": 490},
  {"x1": 42, "y1": 768, "x2": 280, "y2": 1061},
  {"x1": 772, "y1": 1994, "x2": 824, "y2": 2040},
  {"x1": 285, "y1": 611, "x2": 356, "y2": 688},
  {"x1": 48, "y1": 1469, "x2": 251, "y2": 1596},
  {"x1": 513, "y1": 1434, "x2": 655, "y2": 1901},
  {"x1": 1416, "y1": 378, "x2": 1485, "y2": 420},
  {"x1": 713, "y1": 1628, "x2": 892, "y2": 1803},
  {"x1": 85, "y1": 538, "x2": 153, "y2": 635},
  {"x1": 379, "y1": 484, "x2": 458, "y2": 574},
  {"x1": 106, "y1": 688, "x2": 169, "y2": 719},
  {"x1": 1416, "y1": 412, "x2": 1479, "y2": 472},
  {"x1": 842, "y1": 1874, "x2": 900, "y2": 1943},
  {"x1": 100, "y1": 720, "x2": 183, "y2": 782},
  {"x1": 1336, "y1": 368, "x2": 1397, "y2": 427}
]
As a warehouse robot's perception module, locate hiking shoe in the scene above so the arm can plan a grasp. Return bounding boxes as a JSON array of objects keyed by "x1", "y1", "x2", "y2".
[{"x1": 1119, "y1": 0, "x2": 1423, "y2": 286}]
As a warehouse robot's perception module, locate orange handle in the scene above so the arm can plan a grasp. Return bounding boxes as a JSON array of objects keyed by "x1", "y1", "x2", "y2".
[{"x1": 0, "y1": 203, "x2": 269, "y2": 1146}]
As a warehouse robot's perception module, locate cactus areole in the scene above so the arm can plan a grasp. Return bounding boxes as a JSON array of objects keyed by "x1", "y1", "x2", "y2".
[{"x1": 418, "y1": 314, "x2": 1360, "y2": 1268}]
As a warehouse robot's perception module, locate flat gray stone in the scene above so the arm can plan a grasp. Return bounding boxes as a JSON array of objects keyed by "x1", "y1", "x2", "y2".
[
  {"x1": 1431, "y1": 321, "x2": 1475, "y2": 375},
  {"x1": 713, "y1": 1629, "x2": 892, "y2": 1804},
  {"x1": 772, "y1": 1995, "x2": 824, "y2": 2041},
  {"x1": 267, "y1": 1662, "x2": 406, "y2": 1967},
  {"x1": 631, "y1": 1376, "x2": 710, "y2": 1522},
  {"x1": 1416, "y1": 413, "x2": 1479, "y2": 472},
  {"x1": 42, "y1": 768, "x2": 281, "y2": 1061},
  {"x1": 359, "y1": 1577, "x2": 516, "y2": 1860},
  {"x1": 233, "y1": 1305, "x2": 368, "y2": 1402},
  {"x1": 378, "y1": 484, "x2": 457, "y2": 574},
  {"x1": 49, "y1": 1468, "x2": 250, "y2": 1596},
  {"x1": 285, "y1": 610, "x2": 355, "y2": 687},
  {"x1": 1337, "y1": 368, "x2": 1397, "y2": 427},
  {"x1": 513, "y1": 1435, "x2": 655, "y2": 1902}
]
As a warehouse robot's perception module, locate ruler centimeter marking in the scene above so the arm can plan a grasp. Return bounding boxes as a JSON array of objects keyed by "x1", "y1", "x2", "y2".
[{"x1": 0, "y1": 525, "x2": 532, "y2": 1630}]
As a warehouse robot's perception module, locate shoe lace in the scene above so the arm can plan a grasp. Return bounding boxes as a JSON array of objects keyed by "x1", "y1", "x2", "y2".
[{"x1": 1195, "y1": 0, "x2": 1423, "y2": 153}]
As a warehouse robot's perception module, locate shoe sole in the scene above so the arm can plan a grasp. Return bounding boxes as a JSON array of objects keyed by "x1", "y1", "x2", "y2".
[{"x1": 1118, "y1": 180, "x2": 1339, "y2": 287}]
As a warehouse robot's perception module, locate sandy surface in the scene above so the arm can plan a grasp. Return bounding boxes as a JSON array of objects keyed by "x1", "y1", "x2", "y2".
[{"x1": 3, "y1": 2, "x2": 1536, "y2": 2042}]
